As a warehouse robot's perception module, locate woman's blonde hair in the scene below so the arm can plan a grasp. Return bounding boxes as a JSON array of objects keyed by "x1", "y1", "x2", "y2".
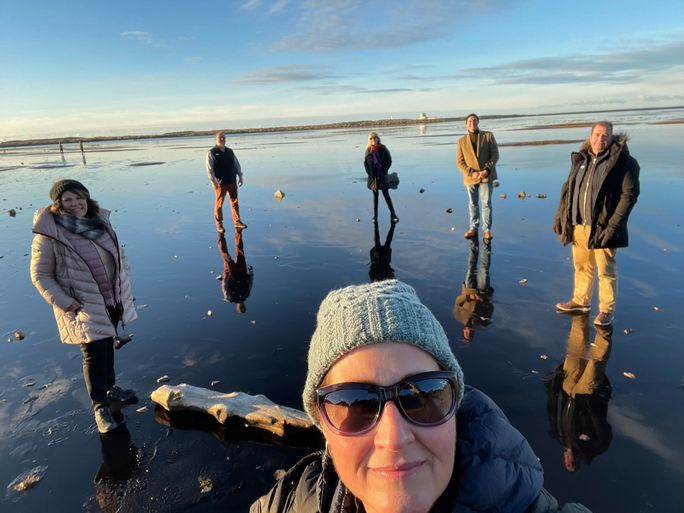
[{"x1": 367, "y1": 131, "x2": 381, "y2": 150}]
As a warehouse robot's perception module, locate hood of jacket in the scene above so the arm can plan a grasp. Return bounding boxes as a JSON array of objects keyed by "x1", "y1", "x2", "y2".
[{"x1": 574, "y1": 132, "x2": 630, "y2": 163}]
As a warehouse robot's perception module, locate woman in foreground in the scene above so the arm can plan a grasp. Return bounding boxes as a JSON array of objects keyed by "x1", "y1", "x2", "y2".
[
  {"x1": 251, "y1": 279, "x2": 590, "y2": 513},
  {"x1": 30, "y1": 179, "x2": 137, "y2": 434}
]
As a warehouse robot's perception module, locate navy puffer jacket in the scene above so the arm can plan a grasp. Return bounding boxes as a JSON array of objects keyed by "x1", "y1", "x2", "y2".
[{"x1": 250, "y1": 386, "x2": 591, "y2": 513}]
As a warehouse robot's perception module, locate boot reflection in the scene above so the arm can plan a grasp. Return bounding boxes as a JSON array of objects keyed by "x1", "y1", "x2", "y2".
[
  {"x1": 218, "y1": 228, "x2": 254, "y2": 315},
  {"x1": 369, "y1": 221, "x2": 396, "y2": 282},
  {"x1": 544, "y1": 314, "x2": 613, "y2": 472},
  {"x1": 453, "y1": 239, "x2": 494, "y2": 342},
  {"x1": 94, "y1": 424, "x2": 140, "y2": 512}
]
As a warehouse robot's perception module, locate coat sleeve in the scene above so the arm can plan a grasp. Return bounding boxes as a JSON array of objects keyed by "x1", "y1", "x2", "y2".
[
  {"x1": 30, "y1": 235, "x2": 74, "y2": 311},
  {"x1": 456, "y1": 138, "x2": 471, "y2": 176},
  {"x1": 483, "y1": 133, "x2": 499, "y2": 171},
  {"x1": 606, "y1": 156, "x2": 640, "y2": 231},
  {"x1": 384, "y1": 146, "x2": 392, "y2": 171}
]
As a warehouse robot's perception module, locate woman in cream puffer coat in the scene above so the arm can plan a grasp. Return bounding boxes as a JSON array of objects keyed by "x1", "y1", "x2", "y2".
[{"x1": 30, "y1": 179, "x2": 137, "y2": 433}]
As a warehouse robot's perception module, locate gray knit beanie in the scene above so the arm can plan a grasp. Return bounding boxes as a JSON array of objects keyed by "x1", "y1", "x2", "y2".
[
  {"x1": 303, "y1": 279, "x2": 464, "y2": 427},
  {"x1": 49, "y1": 179, "x2": 89, "y2": 201}
]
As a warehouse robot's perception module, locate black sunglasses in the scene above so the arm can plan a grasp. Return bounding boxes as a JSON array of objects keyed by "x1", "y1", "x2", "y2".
[{"x1": 316, "y1": 371, "x2": 458, "y2": 435}]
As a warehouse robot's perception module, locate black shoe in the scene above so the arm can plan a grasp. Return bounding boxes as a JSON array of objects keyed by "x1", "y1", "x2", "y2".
[
  {"x1": 391, "y1": 215, "x2": 399, "y2": 224},
  {"x1": 107, "y1": 386, "x2": 138, "y2": 403}
]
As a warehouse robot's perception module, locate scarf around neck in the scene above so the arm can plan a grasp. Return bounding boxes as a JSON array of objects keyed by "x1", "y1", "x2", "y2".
[{"x1": 54, "y1": 212, "x2": 105, "y2": 240}]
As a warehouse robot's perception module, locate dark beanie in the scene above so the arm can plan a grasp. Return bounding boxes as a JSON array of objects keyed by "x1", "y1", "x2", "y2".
[{"x1": 49, "y1": 179, "x2": 89, "y2": 201}]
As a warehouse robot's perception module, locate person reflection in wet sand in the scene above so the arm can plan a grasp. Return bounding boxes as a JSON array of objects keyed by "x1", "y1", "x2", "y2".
[
  {"x1": 453, "y1": 239, "x2": 493, "y2": 342},
  {"x1": 218, "y1": 228, "x2": 253, "y2": 314},
  {"x1": 94, "y1": 425, "x2": 140, "y2": 512},
  {"x1": 369, "y1": 221, "x2": 396, "y2": 282},
  {"x1": 544, "y1": 314, "x2": 613, "y2": 473}
]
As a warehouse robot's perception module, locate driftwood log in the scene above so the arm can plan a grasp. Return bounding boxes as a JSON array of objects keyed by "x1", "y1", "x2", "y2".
[{"x1": 150, "y1": 384, "x2": 314, "y2": 436}]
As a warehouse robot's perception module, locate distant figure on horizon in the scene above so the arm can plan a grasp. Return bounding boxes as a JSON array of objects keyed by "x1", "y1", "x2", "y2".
[
  {"x1": 553, "y1": 122, "x2": 640, "y2": 326},
  {"x1": 544, "y1": 314, "x2": 613, "y2": 473},
  {"x1": 453, "y1": 238, "x2": 494, "y2": 342},
  {"x1": 30, "y1": 179, "x2": 138, "y2": 434},
  {"x1": 206, "y1": 131, "x2": 246, "y2": 233},
  {"x1": 364, "y1": 131, "x2": 398, "y2": 224},
  {"x1": 456, "y1": 113, "x2": 499, "y2": 241},
  {"x1": 218, "y1": 228, "x2": 253, "y2": 314}
]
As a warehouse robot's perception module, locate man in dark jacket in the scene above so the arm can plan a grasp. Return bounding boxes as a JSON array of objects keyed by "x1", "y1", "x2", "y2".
[
  {"x1": 553, "y1": 122, "x2": 640, "y2": 326},
  {"x1": 206, "y1": 131, "x2": 246, "y2": 233}
]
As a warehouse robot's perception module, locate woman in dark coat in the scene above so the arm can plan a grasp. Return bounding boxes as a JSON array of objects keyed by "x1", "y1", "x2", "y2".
[
  {"x1": 364, "y1": 132, "x2": 398, "y2": 223},
  {"x1": 251, "y1": 280, "x2": 591, "y2": 513}
]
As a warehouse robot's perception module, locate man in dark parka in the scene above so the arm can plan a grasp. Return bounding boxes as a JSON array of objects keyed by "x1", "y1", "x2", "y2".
[{"x1": 553, "y1": 121, "x2": 640, "y2": 327}]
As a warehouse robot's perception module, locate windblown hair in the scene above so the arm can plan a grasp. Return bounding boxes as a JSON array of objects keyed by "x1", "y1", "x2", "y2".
[
  {"x1": 367, "y1": 131, "x2": 381, "y2": 150},
  {"x1": 49, "y1": 188, "x2": 100, "y2": 217},
  {"x1": 591, "y1": 121, "x2": 613, "y2": 135}
]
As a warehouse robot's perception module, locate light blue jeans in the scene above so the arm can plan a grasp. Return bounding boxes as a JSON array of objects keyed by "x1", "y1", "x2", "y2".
[{"x1": 466, "y1": 182, "x2": 493, "y2": 232}]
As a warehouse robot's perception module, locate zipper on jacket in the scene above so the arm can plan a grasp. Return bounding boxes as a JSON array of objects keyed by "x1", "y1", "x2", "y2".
[{"x1": 581, "y1": 156, "x2": 597, "y2": 225}]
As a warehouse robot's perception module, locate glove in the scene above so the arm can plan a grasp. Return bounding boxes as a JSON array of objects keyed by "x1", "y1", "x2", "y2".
[
  {"x1": 598, "y1": 226, "x2": 616, "y2": 246},
  {"x1": 552, "y1": 218, "x2": 562, "y2": 235}
]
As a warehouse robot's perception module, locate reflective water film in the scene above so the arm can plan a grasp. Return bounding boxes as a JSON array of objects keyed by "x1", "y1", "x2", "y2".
[{"x1": 1, "y1": 109, "x2": 683, "y2": 512}]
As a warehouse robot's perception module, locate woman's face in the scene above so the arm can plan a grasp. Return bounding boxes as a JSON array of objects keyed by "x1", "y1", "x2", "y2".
[
  {"x1": 60, "y1": 190, "x2": 88, "y2": 218},
  {"x1": 320, "y1": 343, "x2": 456, "y2": 513}
]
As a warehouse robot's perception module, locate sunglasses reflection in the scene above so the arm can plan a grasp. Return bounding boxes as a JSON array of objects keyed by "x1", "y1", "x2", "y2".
[
  {"x1": 317, "y1": 372, "x2": 458, "y2": 435},
  {"x1": 369, "y1": 221, "x2": 396, "y2": 282},
  {"x1": 544, "y1": 314, "x2": 613, "y2": 473},
  {"x1": 218, "y1": 228, "x2": 254, "y2": 314},
  {"x1": 453, "y1": 238, "x2": 494, "y2": 342}
]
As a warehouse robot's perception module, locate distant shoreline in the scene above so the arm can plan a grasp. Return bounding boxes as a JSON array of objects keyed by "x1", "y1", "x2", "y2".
[{"x1": 2, "y1": 105, "x2": 682, "y2": 149}]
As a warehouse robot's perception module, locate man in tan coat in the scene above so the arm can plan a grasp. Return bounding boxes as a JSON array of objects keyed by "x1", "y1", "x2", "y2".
[{"x1": 456, "y1": 113, "x2": 499, "y2": 240}]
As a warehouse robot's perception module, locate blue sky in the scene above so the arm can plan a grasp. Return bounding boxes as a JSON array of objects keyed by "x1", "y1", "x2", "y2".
[{"x1": 1, "y1": 0, "x2": 682, "y2": 140}]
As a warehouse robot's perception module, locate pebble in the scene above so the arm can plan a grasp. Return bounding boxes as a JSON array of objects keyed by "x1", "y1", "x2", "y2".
[
  {"x1": 250, "y1": 320, "x2": 257, "y2": 325},
  {"x1": 539, "y1": 354, "x2": 548, "y2": 360},
  {"x1": 7, "y1": 465, "x2": 48, "y2": 494},
  {"x1": 517, "y1": 191, "x2": 526, "y2": 199},
  {"x1": 8, "y1": 209, "x2": 17, "y2": 217},
  {"x1": 274, "y1": 190, "x2": 285, "y2": 200},
  {"x1": 136, "y1": 406, "x2": 148, "y2": 413},
  {"x1": 623, "y1": 328, "x2": 633, "y2": 335},
  {"x1": 419, "y1": 188, "x2": 425, "y2": 193},
  {"x1": 445, "y1": 208, "x2": 453, "y2": 214},
  {"x1": 519, "y1": 278, "x2": 528, "y2": 285},
  {"x1": 356, "y1": 218, "x2": 361, "y2": 222},
  {"x1": 198, "y1": 475, "x2": 213, "y2": 494},
  {"x1": 207, "y1": 310, "x2": 213, "y2": 317},
  {"x1": 652, "y1": 306, "x2": 660, "y2": 312},
  {"x1": 535, "y1": 194, "x2": 547, "y2": 199},
  {"x1": 14, "y1": 331, "x2": 25, "y2": 341},
  {"x1": 623, "y1": 371, "x2": 636, "y2": 379},
  {"x1": 157, "y1": 375, "x2": 170, "y2": 384},
  {"x1": 210, "y1": 380, "x2": 221, "y2": 387},
  {"x1": 499, "y1": 193, "x2": 507, "y2": 199}
]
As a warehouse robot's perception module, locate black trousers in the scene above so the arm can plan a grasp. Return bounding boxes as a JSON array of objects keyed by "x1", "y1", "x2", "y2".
[{"x1": 80, "y1": 306, "x2": 119, "y2": 410}]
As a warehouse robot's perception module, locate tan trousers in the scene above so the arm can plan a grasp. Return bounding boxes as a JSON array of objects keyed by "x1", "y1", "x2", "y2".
[
  {"x1": 562, "y1": 314, "x2": 612, "y2": 397},
  {"x1": 214, "y1": 182, "x2": 240, "y2": 229},
  {"x1": 571, "y1": 225, "x2": 617, "y2": 314}
]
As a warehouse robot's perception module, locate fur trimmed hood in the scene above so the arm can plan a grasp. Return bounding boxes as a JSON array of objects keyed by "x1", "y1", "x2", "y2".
[{"x1": 578, "y1": 131, "x2": 629, "y2": 153}]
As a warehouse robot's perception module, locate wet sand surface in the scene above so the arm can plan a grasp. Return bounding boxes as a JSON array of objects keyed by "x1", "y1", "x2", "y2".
[{"x1": 1, "y1": 108, "x2": 683, "y2": 512}]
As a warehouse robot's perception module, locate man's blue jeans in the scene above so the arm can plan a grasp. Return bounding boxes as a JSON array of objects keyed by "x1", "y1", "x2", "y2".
[{"x1": 466, "y1": 182, "x2": 493, "y2": 232}]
